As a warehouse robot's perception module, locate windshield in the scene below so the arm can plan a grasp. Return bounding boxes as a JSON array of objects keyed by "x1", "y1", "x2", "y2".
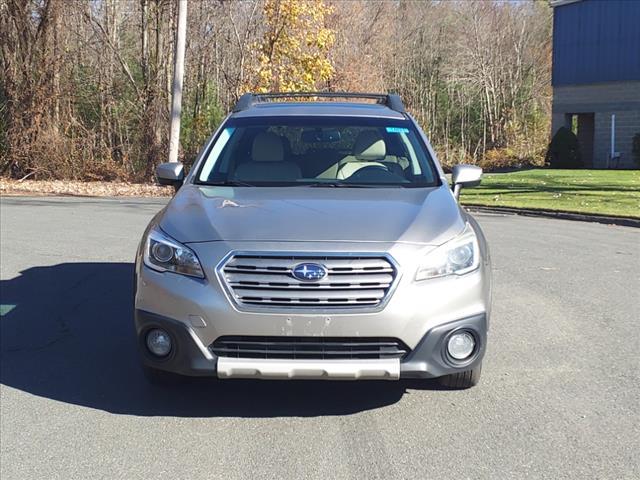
[{"x1": 196, "y1": 116, "x2": 439, "y2": 187}]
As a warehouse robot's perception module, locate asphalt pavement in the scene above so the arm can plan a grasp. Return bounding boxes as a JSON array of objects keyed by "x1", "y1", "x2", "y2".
[{"x1": 1, "y1": 196, "x2": 639, "y2": 479}]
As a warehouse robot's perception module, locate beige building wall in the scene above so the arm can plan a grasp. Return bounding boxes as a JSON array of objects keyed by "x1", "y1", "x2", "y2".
[{"x1": 551, "y1": 81, "x2": 640, "y2": 168}]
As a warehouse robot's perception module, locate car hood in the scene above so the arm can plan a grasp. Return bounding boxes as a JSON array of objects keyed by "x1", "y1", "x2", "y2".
[{"x1": 160, "y1": 184, "x2": 465, "y2": 245}]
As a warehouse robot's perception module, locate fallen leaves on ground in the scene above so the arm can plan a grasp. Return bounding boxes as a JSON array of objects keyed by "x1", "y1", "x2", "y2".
[{"x1": 0, "y1": 178, "x2": 173, "y2": 198}]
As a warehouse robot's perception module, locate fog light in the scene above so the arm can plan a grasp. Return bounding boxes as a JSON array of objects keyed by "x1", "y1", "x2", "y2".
[
  {"x1": 447, "y1": 331, "x2": 475, "y2": 360},
  {"x1": 146, "y1": 329, "x2": 172, "y2": 357}
]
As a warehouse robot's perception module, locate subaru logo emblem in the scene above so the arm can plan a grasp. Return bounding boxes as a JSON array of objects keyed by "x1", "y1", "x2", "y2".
[{"x1": 292, "y1": 263, "x2": 327, "y2": 282}]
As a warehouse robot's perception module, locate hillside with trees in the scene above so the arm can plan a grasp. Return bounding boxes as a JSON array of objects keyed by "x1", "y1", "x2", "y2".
[{"x1": 0, "y1": 0, "x2": 552, "y2": 182}]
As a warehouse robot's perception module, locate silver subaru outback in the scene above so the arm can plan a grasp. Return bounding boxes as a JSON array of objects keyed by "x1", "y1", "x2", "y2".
[{"x1": 135, "y1": 93, "x2": 490, "y2": 389}]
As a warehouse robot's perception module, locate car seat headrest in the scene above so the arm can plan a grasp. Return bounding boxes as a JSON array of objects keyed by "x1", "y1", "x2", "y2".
[
  {"x1": 353, "y1": 130, "x2": 386, "y2": 161},
  {"x1": 252, "y1": 132, "x2": 284, "y2": 162}
]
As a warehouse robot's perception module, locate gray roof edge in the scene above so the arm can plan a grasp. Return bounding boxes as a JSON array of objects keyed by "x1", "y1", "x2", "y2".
[
  {"x1": 232, "y1": 92, "x2": 406, "y2": 115},
  {"x1": 550, "y1": 0, "x2": 582, "y2": 7},
  {"x1": 231, "y1": 102, "x2": 407, "y2": 119}
]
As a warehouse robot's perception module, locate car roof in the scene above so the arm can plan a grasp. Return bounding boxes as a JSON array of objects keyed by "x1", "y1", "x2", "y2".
[{"x1": 231, "y1": 101, "x2": 407, "y2": 120}]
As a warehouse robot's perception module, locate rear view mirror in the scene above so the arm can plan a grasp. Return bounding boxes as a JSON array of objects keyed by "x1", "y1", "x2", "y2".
[
  {"x1": 156, "y1": 162, "x2": 185, "y2": 192},
  {"x1": 451, "y1": 164, "x2": 482, "y2": 201},
  {"x1": 301, "y1": 129, "x2": 341, "y2": 143}
]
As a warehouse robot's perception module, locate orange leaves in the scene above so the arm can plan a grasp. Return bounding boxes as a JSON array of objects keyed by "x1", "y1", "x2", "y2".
[{"x1": 249, "y1": 0, "x2": 335, "y2": 93}]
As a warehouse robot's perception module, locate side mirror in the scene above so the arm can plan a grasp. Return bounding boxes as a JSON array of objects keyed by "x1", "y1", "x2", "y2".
[
  {"x1": 156, "y1": 162, "x2": 184, "y2": 191},
  {"x1": 451, "y1": 164, "x2": 482, "y2": 201}
]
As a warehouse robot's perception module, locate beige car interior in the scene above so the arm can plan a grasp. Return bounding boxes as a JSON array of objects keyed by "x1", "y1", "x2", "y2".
[
  {"x1": 336, "y1": 130, "x2": 389, "y2": 179},
  {"x1": 233, "y1": 132, "x2": 302, "y2": 182},
  {"x1": 234, "y1": 129, "x2": 410, "y2": 182},
  {"x1": 322, "y1": 130, "x2": 410, "y2": 180}
]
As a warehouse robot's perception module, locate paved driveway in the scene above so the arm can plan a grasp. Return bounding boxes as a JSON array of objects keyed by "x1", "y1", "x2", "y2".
[{"x1": 1, "y1": 196, "x2": 638, "y2": 479}]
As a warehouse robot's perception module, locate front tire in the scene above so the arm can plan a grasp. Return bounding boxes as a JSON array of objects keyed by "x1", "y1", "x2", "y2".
[{"x1": 438, "y1": 363, "x2": 482, "y2": 389}]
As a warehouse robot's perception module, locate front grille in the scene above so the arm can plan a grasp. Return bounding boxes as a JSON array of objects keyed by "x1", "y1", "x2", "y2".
[
  {"x1": 220, "y1": 254, "x2": 398, "y2": 308},
  {"x1": 211, "y1": 336, "x2": 409, "y2": 360}
]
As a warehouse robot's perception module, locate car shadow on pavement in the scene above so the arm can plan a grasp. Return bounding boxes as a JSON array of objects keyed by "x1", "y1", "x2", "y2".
[{"x1": 0, "y1": 262, "x2": 444, "y2": 417}]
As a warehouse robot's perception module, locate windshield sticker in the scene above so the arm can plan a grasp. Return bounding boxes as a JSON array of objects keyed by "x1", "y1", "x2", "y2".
[{"x1": 386, "y1": 127, "x2": 409, "y2": 134}]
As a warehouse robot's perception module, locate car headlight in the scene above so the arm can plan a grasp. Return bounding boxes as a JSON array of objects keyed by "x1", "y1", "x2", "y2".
[
  {"x1": 143, "y1": 227, "x2": 204, "y2": 278},
  {"x1": 415, "y1": 223, "x2": 480, "y2": 281}
]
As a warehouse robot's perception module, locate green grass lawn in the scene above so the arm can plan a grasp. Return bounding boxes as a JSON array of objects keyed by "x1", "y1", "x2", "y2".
[{"x1": 460, "y1": 169, "x2": 640, "y2": 218}]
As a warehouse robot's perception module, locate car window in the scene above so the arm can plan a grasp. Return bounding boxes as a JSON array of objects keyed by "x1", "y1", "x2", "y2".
[{"x1": 196, "y1": 116, "x2": 439, "y2": 187}]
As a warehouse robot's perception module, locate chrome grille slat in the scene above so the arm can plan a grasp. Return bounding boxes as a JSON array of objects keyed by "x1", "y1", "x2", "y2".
[
  {"x1": 241, "y1": 299, "x2": 380, "y2": 306},
  {"x1": 224, "y1": 266, "x2": 394, "y2": 274},
  {"x1": 234, "y1": 288, "x2": 386, "y2": 300},
  {"x1": 225, "y1": 273, "x2": 393, "y2": 285},
  {"x1": 226, "y1": 257, "x2": 392, "y2": 271},
  {"x1": 232, "y1": 284, "x2": 392, "y2": 290},
  {"x1": 220, "y1": 253, "x2": 398, "y2": 309}
]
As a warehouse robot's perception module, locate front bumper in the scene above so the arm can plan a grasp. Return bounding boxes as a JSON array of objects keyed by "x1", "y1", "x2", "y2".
[
  {"x1": 135, "y1": 309, "x2": 487, "y2": 380},
  {"x1": 135, "y1": 239, "x2": 490, "y2": 380}
]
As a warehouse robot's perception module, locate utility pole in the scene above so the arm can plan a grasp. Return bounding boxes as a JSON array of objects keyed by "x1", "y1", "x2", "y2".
[{"x1": 168, "y1": 0, "x2": 188, "y2": 163}]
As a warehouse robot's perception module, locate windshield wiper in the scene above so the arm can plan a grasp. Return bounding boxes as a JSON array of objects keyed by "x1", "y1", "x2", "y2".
[
  {"x1": 201, "y1": 181, "x2": 419, "y2": 188},
  {"x1": 201, "y1": 180, "x2": 255, "y2": 187},
  {"x1": 305, "y1": 182, "x2": 376, "y2": 188}
]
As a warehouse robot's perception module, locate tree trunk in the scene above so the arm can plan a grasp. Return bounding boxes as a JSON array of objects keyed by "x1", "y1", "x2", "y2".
[{"x1": 168, "y1": 0, "x2": 188, "y2": 163}]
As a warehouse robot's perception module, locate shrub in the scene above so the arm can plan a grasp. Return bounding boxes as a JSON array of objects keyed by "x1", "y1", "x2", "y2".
[
  {"x1": 181, "y1": 84, "x2": 225, "y2": 168},
  {"x1": 545, "y1": 127, "x2": 583, "y2": 169},
  {"x1": 632, "y1": 132, "x2": 640, "y2": 167},
  {"x1": 479, "y1": 147, "x2": 518, "y2": 171},
  {"x1": 479, "y1": 147, "x2": 544, "y2": 172},
  {"x1": 435, "y1": 146, "x2": 476, "y2": 173}
]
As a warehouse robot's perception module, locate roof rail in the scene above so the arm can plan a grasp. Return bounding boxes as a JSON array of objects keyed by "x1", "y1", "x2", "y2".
[{"x1": 232, "y1": 92, "x2": 406, "y2": 114}]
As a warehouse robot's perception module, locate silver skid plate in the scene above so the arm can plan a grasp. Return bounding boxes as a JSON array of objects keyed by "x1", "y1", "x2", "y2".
[{"x1": 217, "y1": 357, "x2": 400, "y2": 380}]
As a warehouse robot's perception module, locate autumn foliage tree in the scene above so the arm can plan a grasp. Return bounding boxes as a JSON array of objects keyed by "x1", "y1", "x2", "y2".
[{"x1": 250, "y1": 0, "x2": 335, "y2": 93}]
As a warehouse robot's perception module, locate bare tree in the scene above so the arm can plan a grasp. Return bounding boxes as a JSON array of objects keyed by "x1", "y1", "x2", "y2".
[{"x1": 0, "y1": 0, "x2": 553, "y2": 181}]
